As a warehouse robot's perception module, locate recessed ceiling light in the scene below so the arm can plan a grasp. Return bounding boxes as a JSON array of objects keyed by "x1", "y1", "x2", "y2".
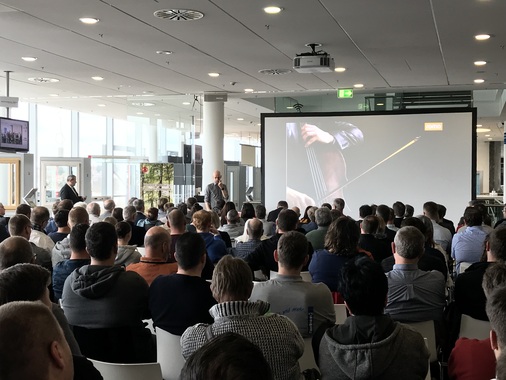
[
  {"x1": 237, "y1": 118, "x2": 244, "y2": 121},
  {"x1": 182, "y1": 102, "x2": 191, "y2": 105},
  {"x1": 334, "y1": 67, "x2": 346, "y2": 72},
  {"x1": 488, "y1": 137, "x2": 493, "y2": 140},
  {"x1": 208, "y1": 72, "x2": 220, "y2": 77},
  {"x1": 354, "y1": 83, "x2": 364, "y2": 88},
  {"x1": 474, "y1": 61, "x2": 487, "y2": 66},
  {"x1": 154, "y1": 113, "x2": 160, "y2": 117},
  {"x1": 477, "y1": 128, "x2": 491, "y2": 132},
  {"x1": 376, "y1": 103, "x2": 384, "y2": 106},
  {"x1": 474, "y1": 79, "x2": 485, "y2": 83},
  {"x1": 91, "y1": 76, "x2": 104, "y2": 81},
  {"x1": 49, "y1": 94, "x2": 59, "y2": 97},
  {"x1": 156, "y1": 50, "x2": 173, "y2": 55},
  {"x1": 477, "y1": 124, "x2": 483, "y2": 127},
  {"x1": 475, "y1": 34, "x2": 490, "y2": 40},
  {"x1": 131, "y1": 102, "x2": 155, "y2": 107},
  {"x1": 485, "y1": 134, "x2": 490, "y2": 137},
  {"x1": 244, "y1": 88, "x2": 254, "y2": 92},
  {"x1": 136, "y1": 112, "x2": 144, "y2": 115},
  {"x1": 264, "y1": 6, "x2": 282, "y2": 14},
  {"x1": 97, "y1": 104, "x2": 106, "y2": 107},
  {"x1": 21, "y1": 56, "x2": 37, "y2": 62},
  {"x1": 79, "y1": 17, "x2": 99, "y2": 24}
]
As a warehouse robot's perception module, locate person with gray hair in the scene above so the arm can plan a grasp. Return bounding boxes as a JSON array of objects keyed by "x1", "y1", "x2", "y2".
[
  {"x1": 218, "y1": 209, "x2": 244, "y2": 239},
  {"x1": 250, "y1": 231, "x2": 335, "y2": 336},
  {"x1": 305, "y1": 207, "x2": 332, "y2": 250},
  {"x1": 0, "y1": 301, "x2": 74, "y2": 380},
  {"x1": 385, "y1": 226, "x2": 446, "y2": 323},
  {"x1": 99, "y1": 199, "x2": 116, "y2": 220},
  {"x1": 234, "y1": 218, "x2": 264, "y2": 260},
  {"x1": 60, "y1": 174, "x2": 86, "y2": 204},
  {"x1": 86, "y1": 202, "x2": 101, "y2": 225},
  {"x1": 122, "y1": 205, "x2": 146, "y2": 247},
  {"x1": 181, "y1": 255, "x2": 304, "y2": 380},
  {"x1": 30, "y1": 206, "x2": 55, "y2": 252}
]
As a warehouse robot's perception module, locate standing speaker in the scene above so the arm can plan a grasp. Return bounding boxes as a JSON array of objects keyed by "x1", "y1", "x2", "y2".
[{"x1": 183, "y1": 144, "x2": 192, "y2": 164}]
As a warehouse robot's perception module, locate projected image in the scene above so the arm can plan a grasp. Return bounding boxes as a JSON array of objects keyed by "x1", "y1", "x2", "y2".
[{"x1": 263, "y1": 110, "x2": 475, "y2": 223}]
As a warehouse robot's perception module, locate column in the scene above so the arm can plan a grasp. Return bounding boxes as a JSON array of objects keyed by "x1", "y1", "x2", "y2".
[
  {"x1": 148, "y1": 118, "x2": 158, "y2": 163},
  {"x1": 202, "y1": 98, "x2": 225, "y2": 186}
]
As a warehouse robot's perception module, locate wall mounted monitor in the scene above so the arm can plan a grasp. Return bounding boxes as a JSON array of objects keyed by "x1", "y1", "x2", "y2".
[
  {"x1": 0, "y1": 117, "x2": 29, "y2": 153},
  {"x1": 262, "y1": 108, "x2": 476, "y2": 224}
]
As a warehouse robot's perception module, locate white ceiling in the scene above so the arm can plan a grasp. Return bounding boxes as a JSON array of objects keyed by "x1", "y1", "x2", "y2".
[{"x1": 0, "y1": 0, "x2": 505, "y2": 141}]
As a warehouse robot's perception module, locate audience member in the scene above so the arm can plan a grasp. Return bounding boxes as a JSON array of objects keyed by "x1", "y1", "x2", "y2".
[
  {"x1": 137, "y1": 207, "x2": 163, "y2": 230},
  {"x1": 52, "y1": 224, "x2": 90, "y2": 302},
  {"x1": 180, "y1": 332, "x2": 273, "y2": 380},
  {"x1": 44, "y1": 201, "x2": 59, "y2": 235},
  {"x1": 404, "y1": 204, "x2": 414, "y2": 218},
  {"x1": 0, "y1": 236, "x2": 34, "y2": 270},
  {"x1": 30, "y1": 206, "x2": 55, "y2": 252},
  {"x1": 305, "y1": 207, "x2": 332, "y2": 250},
  {"x1": 333, "y1": 198, "x2": 345, "y2": 213},
  {"x1": 219, "y1": 201, "x2": 236, "y2": 226},
  {"x1": 127, "y1": 226, "x2": 177, "y2": 285},
  {"x1": 393, "y1": 201, "x2": 405, "y2": 228},
  {"x1": 49, "y1": 209, "x2": 70, "y2": 243},
  {"x1": 112, "y1": 207, "x2": 123, "y2": 222},
  {"x1": 61, "y1": 222, "x2": 155, "y2": 363},
  {"x1": 167, "y1": 209, "x2": 186, "y2": 260},
  {"x1": 250, "y1": 231, "x2": 334, "y2": 336},
  {"x1": 133, "y1": 199, "x2": 146, "y2": 225},
  {"x1": 240, "y1": 202, "x2": 256, "y2": 225},
  {"x1": 0, "y1": 301, "x2": 74, "y2": 380},
  {"x1": 149, "y1": 232, "x2": 215, "y2": 335},
  {"x1": 375, "y1": 204, "x2": 396, "y2": 243},
  {"x1": 157, "y1": 197, "x2": 169, "y2": 220},
  {"x1": 301, "y1": 206, "x2": 318, "y2": 233},
  {"x1": 452, "y1": 206, "x2": 488, "y2": 273},
  {"x1": 99, "y1": 199, "x2": 115, "y2": 220},
  {"x1": 385, "y1": 226, "x2": 446, "y2": 323},
  {"x1": 115, "y1": 221, "x2": 141, "y2": 267},
  {"x1": 192, "y1": 210, "x2": 227, "y2": 265},
  {"x1": 218, "y1": 209, "x2": 244, "y2": 239},
  {"x1": 181, "y1": 255, "x2": 304, "y2": 380},
  {"x1": 356, "y1": 204, "x2": 372, "y2": 227},
  {"x1": 316, "y1": 256, "x2": 429, "y2": 379},
  {"x1": 86, "y1": 202, "x2": 101, "y2": 225},
  {"x1": 52, "y1": 207, "x2": 90, "y2": 266},
  {"x1": 438, "y1": 203, "x2": 456, "y2": 235},
  {"x1": 358, "y1": 215, "x2": 392, "y2": 263},
  {"x1": 15, "y1": 203, "x2": 31, "y2": 218},
  {"x1": 234, "y1": 218, "x2": 263, "y2": 260},
  {"x1": 267, "y1": 200, "x2": 288, "y2": 222},
  {"x1": 122, "y1": 205, "x2": 146, "y2": 246},
  {"x1": 423, "y1": 201, "x2": 452, "y2": 252}
]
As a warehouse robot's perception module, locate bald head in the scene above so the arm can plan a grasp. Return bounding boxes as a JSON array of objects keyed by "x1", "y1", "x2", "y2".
[
  {"x1": 168, "y1": 209, "x2": 186, "y2": 233},
  {"x1": 68, "y1": 207, "x2": 90, "y2": 229},
  {"x1": 144, "y1": 226, "x2": 171, "y2": 260},
  {"x1": 31, "y1": 206, "x2": 50, "y2": 227},
  {"x1": 0, "y1": 237, "x2": 34, "y2": 270},
  {"x1": 247, "y1": 218, "x2": 263, "y2": 240},
  {"x1": 0, "y1": 301, "x2": 74, "y2": 380},
  {"x1": 213, "y1": 170, "x2": 222, "y2": 184}
]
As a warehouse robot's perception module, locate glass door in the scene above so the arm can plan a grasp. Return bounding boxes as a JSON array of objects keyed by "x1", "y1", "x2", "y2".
[{"x1": 40, "y1": 160, "x2": 81, "y2": 204}]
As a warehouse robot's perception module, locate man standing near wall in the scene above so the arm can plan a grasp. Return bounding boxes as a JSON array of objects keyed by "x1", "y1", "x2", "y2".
[{"x1": 204, "y1": 170, "x2": 228, "y2": 211}]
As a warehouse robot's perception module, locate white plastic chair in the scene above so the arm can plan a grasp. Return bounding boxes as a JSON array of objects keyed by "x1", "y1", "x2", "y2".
[
  {"x1": 334, "y1": 304, "x2": 348, "y2": 324},
  {"x1": 458, "y1": 261, "x2": 473, "y2": 274},
  {"x1": 89, "y1": 358, "x2": 162, "y2": 380},
  {"x1": 299, "y1": 337, "x2": 319, "y2": 371},
  {"x1": 405, "y1": 320, "x2": 437, "y2": 363},
  {"x1": 300, "y1": 271, "x2": 312, "y2": 282},
  {"x1": 156, "y1": 327, "x2": 186, "y2": 380},
  {"x1": 143, "y1": 318, "x2": 155, "y2": 335},
  {"x1": 459, "y1": 314, "x2": 491, "y2": 340}
]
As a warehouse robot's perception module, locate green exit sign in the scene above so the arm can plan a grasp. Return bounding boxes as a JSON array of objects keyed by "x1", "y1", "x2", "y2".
[{"x1": 338, "y1": 88, "x2": 353, "y2": 98}]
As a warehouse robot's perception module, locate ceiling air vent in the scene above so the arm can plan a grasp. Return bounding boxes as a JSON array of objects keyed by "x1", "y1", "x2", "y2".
[
  {"x1": 154, "y1": 9, "x2": 204, "y2": 21},
  {"x1": 258, "y1": 69, "x2": 292, "y2": 75}
]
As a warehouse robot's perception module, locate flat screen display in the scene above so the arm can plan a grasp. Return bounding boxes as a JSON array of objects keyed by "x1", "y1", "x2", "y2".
[
  {"x1": 0, "y1": 117, "x2": 29, "y2": 153},
  {"x1": 262, "y1": 108, "x2": 476, "y2": 224}
]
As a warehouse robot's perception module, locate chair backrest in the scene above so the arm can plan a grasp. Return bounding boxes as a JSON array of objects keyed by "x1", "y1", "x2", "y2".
[
  {"x1": 299, "y1": 337, "x2": 319, "y2": 371},
  {"x1": 156, "y1": 327, "x2": 186, "y2": 380},
  {"x1": 458, "y1": 261, "x2": 473, "y2": 274},
  {"x1": 89, "y1": 359, "x2": 162, "y2": 380},
  {"x1": 334, "y1": 304, "x2": 348, "y2": 324},
  {"x1": 405, "y1": 320, "x2": 437, "y2": 362},
  {"x1": 459, "y1": 314, "x2": 491, "y2": 340},
  {"x1": 270, "y1": 270, "x2": 278, "y2": 279}
]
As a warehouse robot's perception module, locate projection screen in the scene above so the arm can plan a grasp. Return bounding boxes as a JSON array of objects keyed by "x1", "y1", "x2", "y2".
[{"x1": 262, "y1": 108, "x2": 476, "y2": 224}]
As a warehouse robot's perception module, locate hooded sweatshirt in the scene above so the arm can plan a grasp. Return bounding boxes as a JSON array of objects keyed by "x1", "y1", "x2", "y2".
[
  {"x1": 115, "y1": 245, "x2": 141, "y2": 267},
  {"x1": 61, "y1": 264, "x2": 149, "y2": 328},
  {"x1": 319, "y1": 315, "x2": 429, "y2": 380}
]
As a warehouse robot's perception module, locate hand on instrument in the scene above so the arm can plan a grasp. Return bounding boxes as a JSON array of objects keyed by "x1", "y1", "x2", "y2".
[{"x1": 301, "y1": 124, "x2": 334, "y2": 147}]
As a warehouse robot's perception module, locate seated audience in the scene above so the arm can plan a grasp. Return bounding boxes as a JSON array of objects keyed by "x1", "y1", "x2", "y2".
[
  {"x1": 317, "y1": 256, "x2": 429, "y2": 379},
  {"x1": 15, "y1": 203, "x2": 32, "y2": 219},
  {"x1": 192, "y1": 210, "x2": 227, "y2": 265},
  {"x1": 167, "y1": 209, "x2": 187, "y2": 260},
  {"x1": 122, "y1": 205, "x2": 146, "y2": 246},
  {"x1": 302, "y1": 206, "x2": 318, "y2": 233},
  {"x1": 405, "y1": 204, "x2": 414, "y2": 218},
  {"x1": 375, "y1": 204, "x2": 396, "y2": 243},
  {"x1": 137, "y1": 207, "x2": 163, "y2": 230},
  {"x1": 115, "y1": 221, "x2": 141, "y2": 267},
  {"x1": 0, "y1": 236, "x2": 34, "y2": 270},
  {"x1": 240, "y1": 202, "x2": 256, "y2": 225},
  {"x1": 8, "y1": 214, "x2": 51, "y2": 271},
  {"x1": 52, "y1": 224, "x2": 90, "y2": 302},
  {"x1": 452, "y1": 206, "x2": 488, "y2": 273},
  {"x1": 255, "y1": 204, "x2": 275, "y2": 237},
  {"x1": 358, "y1": 215, "x2": 392, "y2": 263},
  {"x1": 127, "y1": 226, "x2": 177, "y2": 285},
  {"x1": 149, "y1": 232, "x2": 215, "y2": 335},
  {"x1": 309, "y1": 216, "x2": 368, "y2": 292},
  {"x1": 267, "y1": 200, "x2": 288, "y2": 223},
  {"x1": 86, "y1": 202, "x2": 101, "y2": 225},
  {"x1": 423, "y1": 201, "x2": 452, "y2": 253},
  {"x1": 385, "y1": 226, "x2": 446, "y2": 323},
  {"x1": 0, "y1": 301, "x2": 74, "y2": 380},
  {"x1": 30, "y1": 206, "x2": 55, "y2": 252},
  {"x1": 234, "y1": 218, "x2": 263, "y2": 260},
  {"x1": 438, "y1": 204, "x2": 456, "y2": 235},
  {"x1": 133, "y1": 199, "x2": 146, "y2": 225},
  {"x1": 62, "y1": 222, "x2": 155, "y2": 363},
  {"x1": 52, "y1": 207, "x2": 90, "y2": 267},
  {"x1": 250, "y1": 231, "x2": 334, "y2": 337},
  {"x1": 218, "y1": 209, "x2": 244, "y2": 239},
  {"x1": 49, "y1": 209, "x2": 70, "y2": 243},
  {"x1": 99, "y1": 199, "x2": 115, "y2": 220},
  {"x1": 112, "y1": 207, "x2": 123, "y2": 222},
  {"x1": 393, "y1": 201, "x2": 405, "y2": 228},
  {"x1": 305, "y1": 207, "x2": 332, "y2": 250},
  {"x1": 181, "y1": 255, "x2": 304, "y2": 380},
  {"x1": 180, "y1": 332, "x2": 273, "y2": 380}
]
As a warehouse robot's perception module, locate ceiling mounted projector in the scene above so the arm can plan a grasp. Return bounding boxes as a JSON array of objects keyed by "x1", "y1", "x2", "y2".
[{"x1": 293, "y1": 43, "x2": 335, "y2": 73}]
